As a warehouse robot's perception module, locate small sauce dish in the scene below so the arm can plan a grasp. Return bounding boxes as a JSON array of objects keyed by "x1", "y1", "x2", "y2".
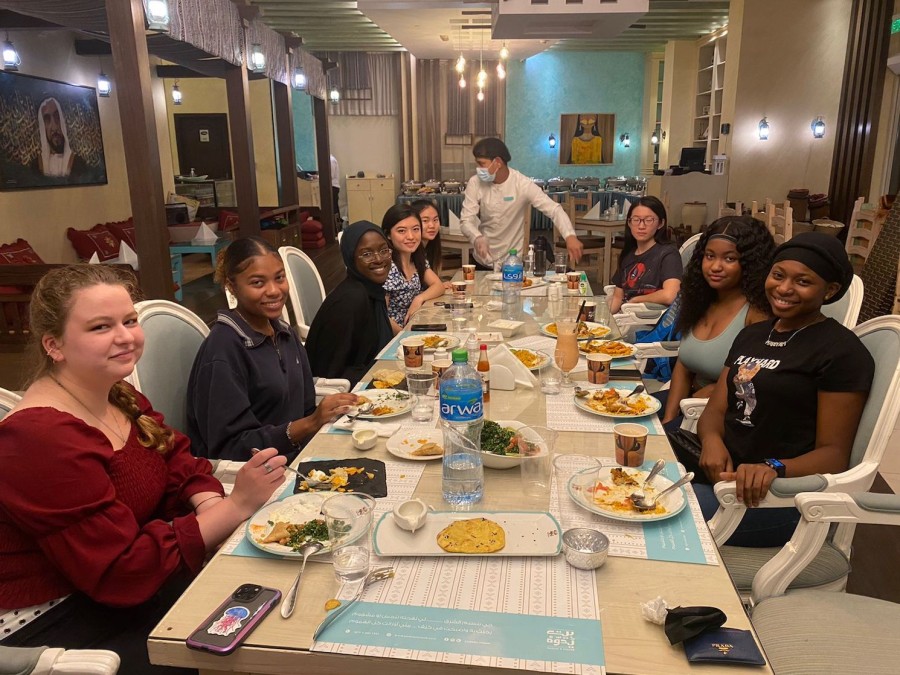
[
  {"x1": 562, "y1": 528, "x2": 609, "y2": 570},
  {"x1": 351, "y1": 429, "x2": 378, "y2": 450},
  {"x1": 392, "y1": 498, "x2": 431, "y2": 533}
]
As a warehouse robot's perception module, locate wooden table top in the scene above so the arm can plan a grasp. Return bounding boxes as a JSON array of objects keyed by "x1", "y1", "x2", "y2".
[{"x1": 147, "y1": 300, "x2": 770, "y2": 675}]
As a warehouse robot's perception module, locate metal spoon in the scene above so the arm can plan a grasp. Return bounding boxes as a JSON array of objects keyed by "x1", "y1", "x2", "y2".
[
  {"x1": 629, "y1": 459, "x2": 666, "y2": 504},
  {"x1": 280, "y1": 540, "x2": 325, "y2": 618},
  {"x1": 344, "y1": 402, "x2": 375, "y2": 422},
  {"x1": 313, "y1": 567, "x2": 395, "y2": 639},
  {"x1": 620, "y1": 384, "x2": 646, "y2": 403},
  {"x1": 631, "y1": 472, "x2": 694, "y2": 512}
]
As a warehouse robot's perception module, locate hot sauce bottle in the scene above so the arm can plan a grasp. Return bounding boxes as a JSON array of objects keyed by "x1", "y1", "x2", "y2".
[{"x1": 477, "y1": 344, "x2": 490, "y2": 403}]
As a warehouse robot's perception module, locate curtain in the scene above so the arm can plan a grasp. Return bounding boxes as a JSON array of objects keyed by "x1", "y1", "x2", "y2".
[
  {"x1": 318, "y1": 53, "x2": 399, "y2": 115},
  {"x1": 447, "y1": 65, "x2": 469, "y2": 136},
  {"x1": 168, "y1": 0, "x2": 243, "y2": 68},
  {"x1": 289, "y1": 48, "x2": 327, "y2": 101},
  {"x1": 475, "y1": 61, "x2": 503, "y2": 137},
  {"x1": 417, "y1": 59, "x2": 443, "y2": 180}
]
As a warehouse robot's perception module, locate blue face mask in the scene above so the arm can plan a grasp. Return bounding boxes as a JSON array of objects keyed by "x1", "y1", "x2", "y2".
[{"x1": 476, "y1": 167, "x2": 495, "y2": 183}]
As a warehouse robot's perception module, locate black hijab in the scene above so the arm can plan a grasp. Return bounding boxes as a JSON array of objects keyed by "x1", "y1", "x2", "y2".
[
  {"x1": 341, "y1": 220, "x2": 393, "y2": 346},
  {"x1": 772, "y1": 232, "x2": 854, "y2": 304}
]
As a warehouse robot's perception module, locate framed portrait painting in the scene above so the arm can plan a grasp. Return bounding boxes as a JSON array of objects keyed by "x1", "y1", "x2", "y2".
[
  {"x1": 558, "y1": 113, "x2": 615, "y2": 165},
  {"x1": 0, "y1": 71, "x2": 107, "y2": 190}
]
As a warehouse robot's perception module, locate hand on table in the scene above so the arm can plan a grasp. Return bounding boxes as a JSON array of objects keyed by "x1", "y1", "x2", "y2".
[{"x1": 720, "y1": 464, "x2": 778, "y2": 508}]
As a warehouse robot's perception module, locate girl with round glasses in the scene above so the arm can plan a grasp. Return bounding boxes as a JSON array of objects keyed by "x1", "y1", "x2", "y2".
[
  {"x1": 608, "y1": 196, "x2": 681, "y2": 314},
  {"x1": 306, "y1": 221, "x2": 395, "y2": 385}
]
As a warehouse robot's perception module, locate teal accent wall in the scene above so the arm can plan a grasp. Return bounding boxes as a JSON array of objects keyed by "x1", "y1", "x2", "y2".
[
  {"x1": 292, "y1": 92, "x2": 317, "y2": 171},
  {"x1": 506, "y1": 51, "x2": 644, "y2": 179}
]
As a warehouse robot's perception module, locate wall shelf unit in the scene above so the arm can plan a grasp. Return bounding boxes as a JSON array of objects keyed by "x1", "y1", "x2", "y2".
[{"x1": 693, "y1": 32, "x2": 727, "y2": 170}]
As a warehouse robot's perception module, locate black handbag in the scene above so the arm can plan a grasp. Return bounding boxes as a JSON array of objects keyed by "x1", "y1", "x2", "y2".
[{"x1": 665, "y1": 428, "x2": 711, "y2": 484}]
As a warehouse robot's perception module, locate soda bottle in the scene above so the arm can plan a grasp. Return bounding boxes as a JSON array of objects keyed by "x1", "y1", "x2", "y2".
[
  {"x1": 439, "y1": 348, "x2": 484, "y2": 505},
  {"x1": 477, "y1": 344, "x2": 490, "y2": 403},
  {"x1": 501, "y1": 248, "x2": 523, "y2": 320}
]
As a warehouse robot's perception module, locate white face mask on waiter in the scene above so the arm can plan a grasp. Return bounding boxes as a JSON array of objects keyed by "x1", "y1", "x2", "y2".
[{"x1": 476, "y1": 167, "x2": 496, "y2": 183}]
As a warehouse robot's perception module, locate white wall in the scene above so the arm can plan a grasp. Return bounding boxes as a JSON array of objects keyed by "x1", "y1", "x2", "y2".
[{"x1": 725, "y1": 0, "x2": 851, "y2": 204}]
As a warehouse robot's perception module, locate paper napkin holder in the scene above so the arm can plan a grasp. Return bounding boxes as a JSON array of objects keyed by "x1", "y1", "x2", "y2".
[{"x1": 487, "y1": 343, "x2": 537, "y2": 389}]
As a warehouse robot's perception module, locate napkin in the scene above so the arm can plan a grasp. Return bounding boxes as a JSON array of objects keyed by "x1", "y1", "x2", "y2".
[
  {"x1": 584, "y1": 200, "x2": 602, "y2": 219},
  {"x1": 331, "y1": 417, "x2": 401, "y2": 437},
  {"x1": 447, "y1": 209, "x2": 463, "y2": 233},
  {"x1": 192, "y1": 221, "x2": 218, "y2": 245},
  {"x1": 487, "y1": 343, "x2": 536, "y2": 389},
  {"x1": 88, "y1": 251, "x2": 101, "y2": 264},
  {"x1": 621, "y1": 198, "x2": 632, "y2": 218},
  {"x1": 118, "y1": 240, "x2": 139, "y2": 270}
]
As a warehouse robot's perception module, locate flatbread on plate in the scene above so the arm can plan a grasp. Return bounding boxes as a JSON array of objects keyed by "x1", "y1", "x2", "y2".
[{"x1": 436, "y1": 517, "x2": 506, "y2": 553}]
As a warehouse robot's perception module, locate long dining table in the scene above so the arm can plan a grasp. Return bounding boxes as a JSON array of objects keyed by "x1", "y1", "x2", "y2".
[{"x1": 148, "y1": 281, "x2": 770, "y2": 674}]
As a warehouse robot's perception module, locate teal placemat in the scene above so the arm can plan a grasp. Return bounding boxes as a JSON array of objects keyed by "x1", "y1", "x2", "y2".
[
  {"x1": 315, "y1": 601, "x2": 605, "y2": 670},
  {"x1": 641, "y1": 462, "x2": 707, "y2": 565}
]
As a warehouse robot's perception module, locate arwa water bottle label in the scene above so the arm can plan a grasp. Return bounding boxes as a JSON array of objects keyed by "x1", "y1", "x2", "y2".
[
  {"x1": 440, "y1": 383, "x2": 483, "y2": 422},
  {"x1": 502, "y1": 267, "x2": 523, "y2": 283}
]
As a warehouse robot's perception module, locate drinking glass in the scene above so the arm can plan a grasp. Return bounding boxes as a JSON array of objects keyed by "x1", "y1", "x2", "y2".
[
  {"x1": 554, "y1": 319, "x2": 579, "y2": 388},
  {"x1": 322, "y1": 493, "x2": 376, "y2": 583},
  {"x1": 539, "y1": 350, "x2": 562, "y2": 395},
  {"x1": 407, "y1": 371, "x2": 436, "y2": 422},
  {"x1": 515, "y1": 426, "x2": 557, "y2": 500}
]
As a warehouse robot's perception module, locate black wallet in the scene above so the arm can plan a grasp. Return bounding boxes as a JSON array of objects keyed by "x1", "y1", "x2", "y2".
[{"x1": 683, "y1": 628, "x2": 766, "y2": 666}]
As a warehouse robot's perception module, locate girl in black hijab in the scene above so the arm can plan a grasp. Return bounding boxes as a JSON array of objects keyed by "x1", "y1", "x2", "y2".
[{"x1": 306, "y1": 221, "x2": 393, "y2": 385}]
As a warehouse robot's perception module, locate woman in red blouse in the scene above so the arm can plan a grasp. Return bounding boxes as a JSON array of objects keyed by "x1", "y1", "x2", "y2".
[{"x1": 0, "y1": 264, "x2": 285, "y2": 674}]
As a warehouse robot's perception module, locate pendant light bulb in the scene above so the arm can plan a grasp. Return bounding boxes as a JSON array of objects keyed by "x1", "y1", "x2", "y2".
[
  {"x1": 476, "y1": 88, "x2": 484, "y2": 102},
  {"x1": 496, "y1": 63, "x2": 506, "y2": 80},
  {"x1": 459, "y1": 75, "x2": 466, "y2": 89},
  {"x1": 455, "y1": 54, "x2": 466, "y2": 73},
  {"x1": 499, "y1": 43, "x2": 509, "y2": 60}
]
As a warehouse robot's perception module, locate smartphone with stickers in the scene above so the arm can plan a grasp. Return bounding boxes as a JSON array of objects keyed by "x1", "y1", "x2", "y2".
[{"x1": 186, "y1": 584, "x2": 281, "y2": 655}]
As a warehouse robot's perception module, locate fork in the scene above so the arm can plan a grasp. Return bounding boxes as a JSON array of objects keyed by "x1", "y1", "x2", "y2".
[
  {"x1": 249, "y1": 447, "x2": 305, "y2": 479},
  {"x1": 312, "y1": 567, "x2": 394, "y2": 639}
]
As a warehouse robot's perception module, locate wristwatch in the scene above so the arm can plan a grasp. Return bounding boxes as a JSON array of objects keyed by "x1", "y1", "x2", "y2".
[{"x1": 764, "y1": 458, "x2": 786, "y2": 478}]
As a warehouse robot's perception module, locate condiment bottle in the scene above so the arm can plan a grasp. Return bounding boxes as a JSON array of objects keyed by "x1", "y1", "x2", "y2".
[{"x1": 477, "y1": 344, "x2": 491, "y2": 403}]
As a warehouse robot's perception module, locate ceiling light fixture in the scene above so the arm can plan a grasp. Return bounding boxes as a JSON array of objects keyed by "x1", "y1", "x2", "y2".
[
  {"x1": 454, "y1": 25, "x2": 465, "y2": 74},
  {"x1": 171, "y1": 80, "x2": 182, "y2": 105},
  {"x1": 811, "y1": 116, "x2": 825, "y2": 139},
  {"x1": 476, "y1": 30, "x2": 487, "y2": 89},
  {"x1": 476, "y1": 88, "x2": 484, "y2": 102},
  {"x1": 144, "y1": 0, "x2": 170, "y2": 32},
  {"x1": 458, "y1": 74, "x2": 466, "y2": 89},
  {"x1": 2, "y1": 33, "x2": 20, "y2": 70},
  {"x1": 496, "y1": 62, "x2": 506, "y2": 80},
  {"x1": 758, "y1": 116, "x2": 770, "y2": 140},
  {"x1": 499, "y1": 42, "x2": 509, "y2": 60}
]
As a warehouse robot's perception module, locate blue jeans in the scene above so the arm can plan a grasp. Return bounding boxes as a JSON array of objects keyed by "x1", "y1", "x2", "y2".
[{"x1": 693, "y1": 483, "x2": 801, "y2": 547}]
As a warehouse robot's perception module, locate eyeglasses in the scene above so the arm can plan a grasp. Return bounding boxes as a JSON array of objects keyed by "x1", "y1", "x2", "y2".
[
  {"x1": 628, "y1": 216, "x2": 659, "y2": 226},
  {"x1": 357, "y1": 247, "x2": 392, "y2": 262}
]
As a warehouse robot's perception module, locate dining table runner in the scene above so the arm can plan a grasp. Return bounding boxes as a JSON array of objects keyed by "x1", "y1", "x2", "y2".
[
  {"x1": 313, "y1": 550, "x2": 605, "y2": 673},
  {"x1": 544, "y1": 379, "x2": 665, "y2": 435},
  {"x1": 552, "y1": 456, "x2": 718, "y2": 566},
  {"x1": 220, "y1": 459, "x2": 426, "y2": 559}
]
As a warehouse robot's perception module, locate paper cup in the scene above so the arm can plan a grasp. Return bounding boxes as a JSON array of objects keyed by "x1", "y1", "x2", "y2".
[
  {"x1": 462, "y1": 264, "x2": 476, "y2": 281},
  {"x1": 583, "y1": 301, "x2": 597, "y2": 322},
  {"x1": 613, "y1": 423, "x2": 648, "y2": 467},
  {"x1": 401, "y1": 337, "x2": 425, "y2": 370},
  {"x1": 451, "y1": 280, "x2": 470, "y2": 300},
  {"x1": 587, "y1": 353, "x2": 612, "y2": 385},
  {"x1": 432, "y1": 359, "x2": 452, "y2": 390},
  {"x1": 566, "y1": 272, "x2": 581, "y2": 290}
]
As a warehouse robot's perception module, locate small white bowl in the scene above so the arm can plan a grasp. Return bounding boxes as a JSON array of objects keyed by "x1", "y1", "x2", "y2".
[
  {"x1": 351, "y1": 429, "x2": 378, "y2": 450},
  {"x1": 488, "y1": 319, "x2": 524, "y2": 338}
]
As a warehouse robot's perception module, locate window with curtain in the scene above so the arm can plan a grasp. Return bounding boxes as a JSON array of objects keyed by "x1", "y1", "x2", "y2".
[
  {"x1": 317, "y1": 52, "x2": 399, "y2": 115},
  {"x1": 447, "y1": 67, "x2": 470, "y2": 136},
  {"x1": 474, "y1": 60, "x2": 501, "y2": 137}
]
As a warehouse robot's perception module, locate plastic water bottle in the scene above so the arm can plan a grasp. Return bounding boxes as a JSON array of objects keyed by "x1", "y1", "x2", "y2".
[
  {"x1": 440, "y1": 348, "x2": 484, "y2": 505},
  {"x1": 501, "y1": 248, "x2": 524, "y2": 320}
]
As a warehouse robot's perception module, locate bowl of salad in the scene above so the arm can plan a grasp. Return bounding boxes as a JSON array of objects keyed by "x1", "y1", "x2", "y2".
[{"x1": 480, "y1": 419, "x2": 526, "y2": 469}]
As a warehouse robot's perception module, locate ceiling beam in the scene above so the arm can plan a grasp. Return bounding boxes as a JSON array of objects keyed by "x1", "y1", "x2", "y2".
[{"x1": 0, "y1": 10, "x2": 63, "y2": 30}]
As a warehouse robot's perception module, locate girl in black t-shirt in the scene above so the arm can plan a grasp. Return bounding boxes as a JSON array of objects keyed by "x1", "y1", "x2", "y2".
[
  {"x1": 696, "y1": 232, "x2": 874, "y2": 546},
  {"x1": 608, "y1": 196, "x2": 681, "y2": 314}
]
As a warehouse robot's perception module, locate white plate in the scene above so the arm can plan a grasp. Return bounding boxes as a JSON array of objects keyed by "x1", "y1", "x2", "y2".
[
  {"x1": 492, "y1": 278, "x2": 547, "y2": 292},
  {"x1": 246, "y1": 493, "x2": 360, "y2": 557},
  {"x1": 485, "y1": 272, "x2": 502, "y2": 281},
  {"x1": 480, "y1": 419, "x2": 526, "y2": 469},
  {"x1": 415, "y1": 333, "x2": 461, "y2": 351},
  {"x1": 567, "y1": 466, "x2": 687, "y2": 522},
  {"x1": 509, "y1": 347, "x2": 551, "y2": 371},
  {"x1": 386, "y1": 429, "x2": 443, "y2": 461},
  {"x1": 578, "y1": 339, "x2": 637, "y2": 358},
  {"x1": 373, "y1": 511, "x2": 562, "y2": 556},
  {"x1": 354, "y1": 389, "x2": 413, "y2": 419},
  {"x1": 539, "y1": 321, "x2": 612, "y2": 341},
  {"x1": 573, "y1": 387, "x2": 661, "y2": 418}
]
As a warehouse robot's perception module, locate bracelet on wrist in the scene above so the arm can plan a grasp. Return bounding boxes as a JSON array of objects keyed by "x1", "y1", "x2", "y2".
[
  {"x1": 286, "y1": 420, "x2": 301, "y2": 448},
  {"x1": 193, "y1": 494, "x2": 224, "y2": 512}
]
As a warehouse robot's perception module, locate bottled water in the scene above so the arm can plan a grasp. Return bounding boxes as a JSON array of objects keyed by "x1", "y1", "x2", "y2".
[
  {"x1": 440, "y1": 348, "x2": 484, "y2": 505},
  {"x1": 501, "y1": 249, "x2": 523, "y2": 320}
]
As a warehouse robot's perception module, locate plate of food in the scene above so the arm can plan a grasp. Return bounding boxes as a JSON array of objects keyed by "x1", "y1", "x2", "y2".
[
  {"x1": 373, "y1": 512, "x2": 562, "y2": 556},
  {"x1": 540, "y1": 321, "x2": 612, "y2": 340},
  {"x1": 578, "y1": 339, "x2": 637, "y2": 358},
  {"x1": 293, "y1": 458, "x2": 387, "y2": 497},
  {"x1": 386, "y1": 429, "x2": 444, "y2": 461},
  {"x1": 492, "y1": 277, "x2": 545, "y2": 292},
  {"x1": 567, "y1": 465, "x2": 686, "y2": 522},
  {"x1": 480, "y1": 419, "x2": 526, "y2": 469},
  {"x1": 354, "y1": 389, "x2": 413, "y2": 419},
  {"x1": 369, "y1": 368, "x2": 406, "y2": 389},
  {"x1": 510, "y1": 347, "x2": 551, "y2": 371},
  {"x1": 573, "y1": 387, "x2": 661, "y2": 418},
  {"x1": 419, "y1": 333, "x2": 460, "y2": 351},
  {"x1": 246, "y1": 493, "x2": 364, "y2": 557}
]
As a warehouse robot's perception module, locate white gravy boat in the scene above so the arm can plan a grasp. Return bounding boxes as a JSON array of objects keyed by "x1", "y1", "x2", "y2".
[{"x1": 392, "y1": 499, "x2": 431, "y2": 533}]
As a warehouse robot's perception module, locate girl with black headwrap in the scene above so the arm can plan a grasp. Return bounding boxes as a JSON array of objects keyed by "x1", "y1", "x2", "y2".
[
  {"x1": 695, "y1": 232, "x2": 874, "y2": 546},
  {"x1": 306, "y1": 221, "x2": 394, "y2": 386}
]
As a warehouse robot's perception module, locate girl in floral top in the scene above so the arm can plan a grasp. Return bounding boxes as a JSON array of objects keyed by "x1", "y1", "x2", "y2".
[{"x1": 382, "y1": 204, "x2": 444, "y2": 332}]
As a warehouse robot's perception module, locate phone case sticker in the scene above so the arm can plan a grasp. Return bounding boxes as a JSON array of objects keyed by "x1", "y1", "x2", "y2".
[{"x1": 208, "y1": 606, "x2": 250, "y2": 636}]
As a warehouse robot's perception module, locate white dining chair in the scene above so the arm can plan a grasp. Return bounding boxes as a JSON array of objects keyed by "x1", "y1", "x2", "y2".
[
  {"x1": 0, "y1": 646, "x2": 119, "y2": 675},
  {"x1": 0, "y1": 386, "x2": 21, "y2": 421},
  {"x1": 279, "y1": 245, "x2": 327, "y2": 341},
  {"x1": 749, "y1": 491, "x2": 900, "y2": 674}
]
